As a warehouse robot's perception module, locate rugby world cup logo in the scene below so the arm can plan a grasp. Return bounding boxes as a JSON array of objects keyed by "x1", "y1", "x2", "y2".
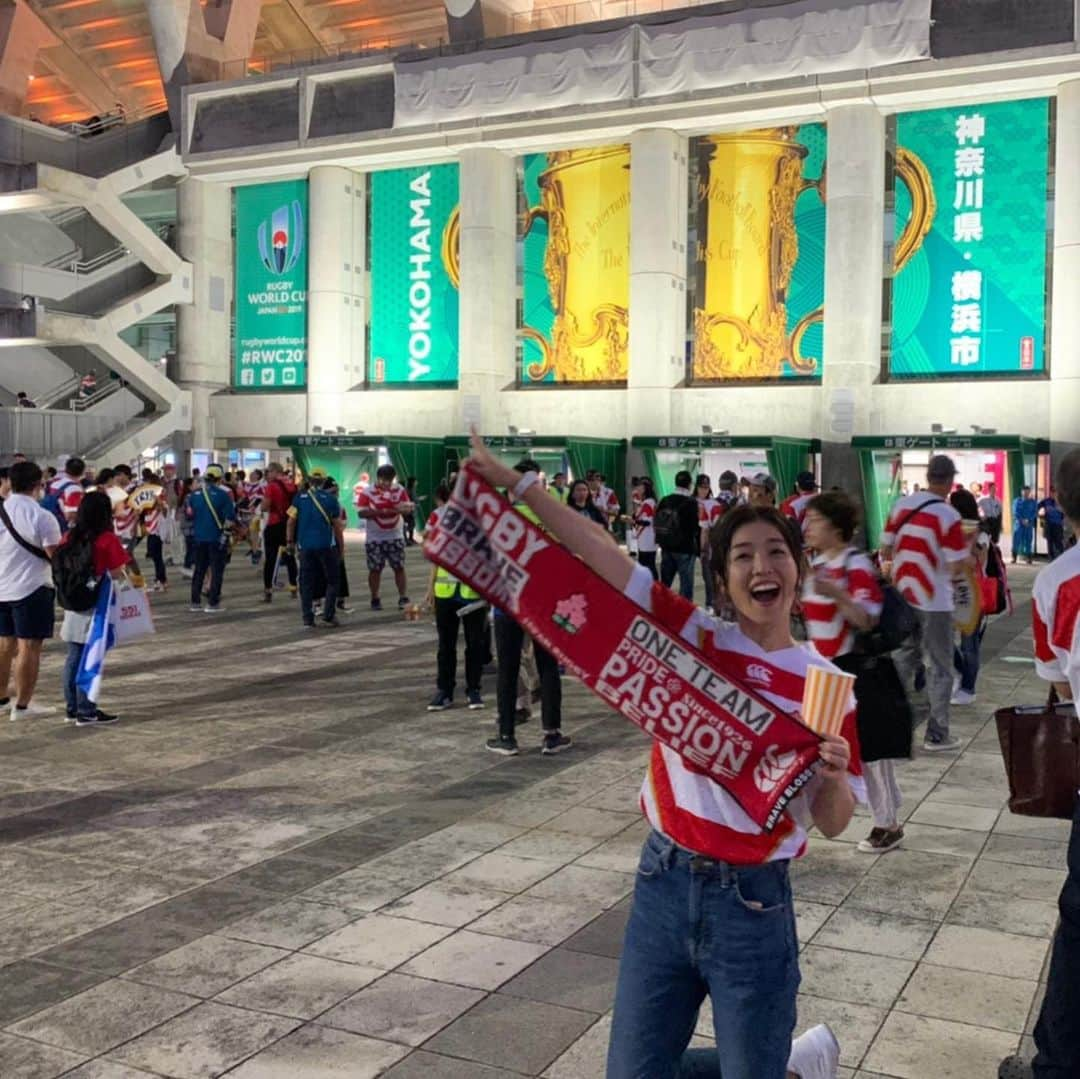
[{"x1": 257, "y1": 200, "x2": 304, "y2": 275}]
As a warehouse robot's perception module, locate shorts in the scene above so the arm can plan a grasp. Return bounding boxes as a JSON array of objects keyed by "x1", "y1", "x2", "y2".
[
  {"x1": 366, "y1": 538, "x2": 405, "y2": 573},
  {"x1": 0, "y1": 586, "x2": 56, "y2": 641}
]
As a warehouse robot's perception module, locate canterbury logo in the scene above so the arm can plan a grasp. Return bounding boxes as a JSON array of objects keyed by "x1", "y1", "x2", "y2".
[
  {"x1": 745, "y1": 663, "x2": 772, "y2": 686},
  {"x1": 754, "y1": 744, "x2": 798, "y2": 794}
]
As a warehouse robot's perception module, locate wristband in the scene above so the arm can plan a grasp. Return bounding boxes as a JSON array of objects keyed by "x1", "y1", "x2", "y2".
[{"x1": 512, "y1": 471, "x2": 540, "y2": 501}]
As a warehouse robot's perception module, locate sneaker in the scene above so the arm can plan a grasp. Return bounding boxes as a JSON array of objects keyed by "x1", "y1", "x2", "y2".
[
  {"x1": 857, "y1": 826, "x2": 904, "y2": 854},
  {"x1": 180, "y1": 567, "x2": 194, "y2": 579},
  {"x1": 10, "y1": 701, "x2": 56, "y2": 721},
  {"x1": 74, "y1": 713, "x2": 99, "y2": 726},
  {"x1": 923, "y1": 735, "x2": 961, "y2": 753},
  {"x1": 466, "y1": 690, "x2": 484, "y2": 710},
  {"x1": 263, "y1": 591, "x2": 273, "y2": 604},
  {"x1": 321, "y1": 616, "x2": 340, "y2": 628},
  {"x1": 65, "y1": 710, "x2": 77, "y2": 723},
  {"x1": 370, "y1": 597, "x2": 383, "y2": 611},
  {"x1": 788, "y1": 1023, "x2": 840, "y2": 1079},
  {"x1": 148, "y1": 582, "x2": 163, "y2": 593},
  {"x1": 998, "y1": 1056, "x2": 1034, "y2": 1079},
  {"x1": 188, "y1": 603, "x2": 205, "y2": 612},
  {"x1": 302, "y1": 621, "x2": 316, "y2": 629},
  {"x1": 204, "y1": 605, "x2": 225, "y2": 614},
  {"x1": 486, "y1": 736, "x2": 519, "y2": 756},
  {"x1": 398, "y1": 595, "x2": 411, "y2": 610},
  {"x1": 427, "y1": 693, "x2": 453, "y2": 712},
  {"x1": 541, "y1": 731, "x2": 573, "y2": 755},
  {"x1": 93, "y1": 709, "x2": 119, "y2": 724},
  {"x1": 336, "y1": 601, "x2": 352, "y2": 612},
  {"x1": 950, "y1": 689, "x2": 976, "y2": 706}
]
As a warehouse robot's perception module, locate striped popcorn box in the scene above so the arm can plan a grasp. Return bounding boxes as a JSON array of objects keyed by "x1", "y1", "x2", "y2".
[{"x1": 802, "y1": 665, "x2": 856, "y2": 737}]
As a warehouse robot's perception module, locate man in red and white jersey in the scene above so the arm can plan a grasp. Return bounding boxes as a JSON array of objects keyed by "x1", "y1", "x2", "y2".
[
  {"x1": 881, "y1": 454, "x2": 969, "y2": 752},
  {"x1": 785, "y1": 471, "x2": 819, "y2": 531},
  {"x1": 356, "y1": 463, "x2": 414, "y2": 611},
  {"x1": 46, "y1": 456, "x2": 86, "y2": 529},
  {"x1": 588, "y1": 470, "x2": 620, "y2": 530},
  {"x1": 1001, "y1": 448, "x2": 1080, "y2": 1079}
]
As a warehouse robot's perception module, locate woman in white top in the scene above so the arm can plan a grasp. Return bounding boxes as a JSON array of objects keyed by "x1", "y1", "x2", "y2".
[{"x1": 466, "y1": 433, "x2": 858, "y2": 1079}]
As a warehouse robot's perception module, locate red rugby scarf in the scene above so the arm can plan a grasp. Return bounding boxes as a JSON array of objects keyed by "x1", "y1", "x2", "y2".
[{"x1": 424, "y1": 465, "x2": 823, "y2": 831}]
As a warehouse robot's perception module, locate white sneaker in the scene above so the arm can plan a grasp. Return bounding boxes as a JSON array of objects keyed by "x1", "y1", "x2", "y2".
[
  {"x1": 10, "y1": 700, "x2": 57, "y2": 721},
  {"x1": 788, "y1": 1023, "x2": 840, "y2": 1079},
  {"x1": 180, "y1": 568, "x2": 194, "y2": 579},
  {"x1": 950, "y1": 689, "x2": 976, "y2": 706}
]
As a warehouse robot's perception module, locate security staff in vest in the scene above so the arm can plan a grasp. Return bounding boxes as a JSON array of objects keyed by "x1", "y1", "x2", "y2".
[
  {"x1": 286, "y1": 468, "x2": 344, "y2": 628},
  {"x1": 424, "y1": 481, "x2": 488, "y2": 712}
]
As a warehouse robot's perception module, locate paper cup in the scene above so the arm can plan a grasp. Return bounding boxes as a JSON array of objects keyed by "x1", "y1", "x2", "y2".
[{"x1": 802, "y1": 665, "x2": 856, "y2": 737}]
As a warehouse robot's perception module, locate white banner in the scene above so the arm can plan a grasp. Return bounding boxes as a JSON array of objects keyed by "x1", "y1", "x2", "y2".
[{"x1": 638, "y1": 0, "x2": 932, "y2": 100}]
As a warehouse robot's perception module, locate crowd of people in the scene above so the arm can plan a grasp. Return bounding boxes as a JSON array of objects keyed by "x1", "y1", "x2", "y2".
[{"x1": 2, "y1": 439, "x2": 1077, "y2": 1079}]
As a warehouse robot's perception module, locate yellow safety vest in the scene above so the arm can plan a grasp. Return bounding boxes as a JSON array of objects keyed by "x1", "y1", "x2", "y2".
[{"x1": 434, "y1": 564, "x2": 479, "y2": 601}]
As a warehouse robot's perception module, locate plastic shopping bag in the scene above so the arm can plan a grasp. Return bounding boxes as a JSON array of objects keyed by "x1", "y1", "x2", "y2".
[{"x1": 111, "y1": 585, "x2": 156, "y2": 645}]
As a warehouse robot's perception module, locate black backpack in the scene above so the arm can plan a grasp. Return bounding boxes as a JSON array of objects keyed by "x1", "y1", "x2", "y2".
[
  {"x1": 654, "y1": 494, "x2": 699, "y2": 554},
  {"x1": 52, "y1": 540, "x2": 102, "y2": 613},
  {"x1": 860, "y1": 583, "x2": 918, "y2": 655}
]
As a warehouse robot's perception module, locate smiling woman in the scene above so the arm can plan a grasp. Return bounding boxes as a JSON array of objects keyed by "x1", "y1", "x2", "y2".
[{"x1": 464, "y1": 432, "x2": 860, "y2": 1079}]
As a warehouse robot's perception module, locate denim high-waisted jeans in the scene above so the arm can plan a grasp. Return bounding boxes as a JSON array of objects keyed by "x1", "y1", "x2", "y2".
[{"x1": 607, "y1": 830, "x2": 799, "y2": 1079}]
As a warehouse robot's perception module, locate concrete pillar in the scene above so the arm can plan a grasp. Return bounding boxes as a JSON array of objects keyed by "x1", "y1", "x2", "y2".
[
  {"x1": 457, "y1": 147, "x2": 516, "y2": 434},
  {"x1": 307, "y1": 166, "x2": 365, "y2": 433},
  {"x1": 176, "y1": 176, "x2": 230, "y2": 467},
  {"x1": 627, "y1": 129, "x2": 688, "y2": 438},
  {"x1": 1050, "y1": 79, "x2": 1080, "y2": 467},
  {"x1": 820, "y1": 104, "x2": 886, "y2": 491}
]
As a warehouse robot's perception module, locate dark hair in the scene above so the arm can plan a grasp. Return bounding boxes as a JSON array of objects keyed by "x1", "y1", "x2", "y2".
[
  {"x1": 376, "y1": 464, "x2": 395, "y2": 481},
  {"x1": 68, "y1": 490, "x2": 114, "y2": 546},
  {"x1": 805, "y1": 490, "x2": 860, "y2": 543},
  {"x1": 9, "y1": 461, "x2": 42, "y2": 494},
  {"x1": 141, "y1": 468, "x2": 155, "y2": 482},
  {"x1": 695, "y1": 474, "x2": 711, "y2": 489},
  {"x1": 514, "y1": 458, "x2": 540, "y2": 475},
  {"x1": 434, "y1": 481, "x2": 451, "y2": 504},
  {"x1": 675, "y1": 470, "x2": 693, "y2": 489},
  {"x1": 113, "y1": 464, "x2": 132, "y2": 477},
  {"x1": 65, "y1": 457, "x2": 86, "y2": 478},
  {"x1": 0, "y1": 466, "x2": 8, "y2": 482},
  {"x1": 709, "y1": 504, "x2": 804, "y2": 587},
  {"x1": 949, "y1": 488, "x2": 980, "y2": 522},
  {"x1": 1055, "y1": 448, "x2": 1080, "y2": 523},
  {"x1": 95, "y1": 468, "x2": 115, "y2": 487},
  {"x1": 639, "y1": 477, "x2": 656, "y2": 502}
]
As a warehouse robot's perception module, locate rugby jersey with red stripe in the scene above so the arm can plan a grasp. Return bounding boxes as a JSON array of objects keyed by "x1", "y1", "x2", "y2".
[
  {"x1": 1033, "y1": 543, "x2": 1080, "y2": 702},
  {"x1": 881, "y1": 493, "x2": 967, "y2": 612},
  {"x1": 625, "y1": 563, "x2": 863, "y2": 865},
  {"x1": 802, "y1": 549, "x2": 884, "y2": 660}
]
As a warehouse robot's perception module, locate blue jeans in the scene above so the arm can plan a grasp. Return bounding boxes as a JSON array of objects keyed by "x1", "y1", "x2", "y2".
[
  {"x1": 660, "y1": 551, "x2": 696, "y2": 602},
  {"x1": 952, "y1": 620, "x2": 985, "y2": 694},
  {"x1": 191, "y1": 540, "x2": 227, "y2": 607},
  {"x1": 1032, "y1": 796, "x2": 1080, "y2": 1077},
  {"x1": 63, "y1": 641, "x2": 95, "y2": 717},
  {"x1": 607, "y1": 831, "x2": 799, "y2": 1079}
]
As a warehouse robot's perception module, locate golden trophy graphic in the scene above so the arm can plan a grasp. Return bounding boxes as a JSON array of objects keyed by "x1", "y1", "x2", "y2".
[
  {"x1": 521, "y1": 146, "x2": 631, "y2": 383},
  {"x1": 692, "y1": 129, "x2": 935, "y2": 380}
]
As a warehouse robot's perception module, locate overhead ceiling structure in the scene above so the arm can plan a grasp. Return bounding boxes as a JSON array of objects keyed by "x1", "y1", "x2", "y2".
[{"x1": 1, "y1": 0, "x2": 679, "y2": 128}]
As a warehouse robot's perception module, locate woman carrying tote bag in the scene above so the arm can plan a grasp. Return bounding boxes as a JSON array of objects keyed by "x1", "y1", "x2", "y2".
[{"x1": 802, "y1": 490, "x2": 913, "y2": 854}]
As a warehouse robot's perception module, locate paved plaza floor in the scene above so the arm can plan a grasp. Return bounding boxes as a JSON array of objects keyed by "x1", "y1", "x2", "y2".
[{"x1": 0, "y1": 547, "x2": 1067, "y2": 1078}]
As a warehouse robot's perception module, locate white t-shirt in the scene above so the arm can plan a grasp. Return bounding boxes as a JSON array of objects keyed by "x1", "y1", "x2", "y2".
[
  {"x1": 0, "y1": 493, "x2": 61, "y2": 601},
  {"x1": 1033, "y1": 543, "x2": 1080, "y2": 702}
]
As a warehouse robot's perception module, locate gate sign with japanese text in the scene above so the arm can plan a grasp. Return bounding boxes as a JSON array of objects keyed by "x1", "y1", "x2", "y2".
[
  {"x1": 233, "y1": 179, "x2": 309, "y2": 390},
  {"x1": 889, "y1": 99, "x2": 1050, "y2": 378}
]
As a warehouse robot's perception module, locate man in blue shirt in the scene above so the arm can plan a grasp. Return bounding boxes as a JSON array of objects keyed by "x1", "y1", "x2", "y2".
[
  {"x1": 1012, "y1": 485, "x2": 1038, "y2": 565},
  {"x1": 187, "y1": 463, "x2": 236, "y2": 613},
  {"x1": 286, "y1": 470, "x2": 344, "y2": 627},
  {"x1": 1039, "y1": 488, "x2": 1067, "y2": 561}
]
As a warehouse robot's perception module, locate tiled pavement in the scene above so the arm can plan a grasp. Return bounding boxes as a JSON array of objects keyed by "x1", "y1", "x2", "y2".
[{"x1": 0, "y1": 547, "x2": 1067, "y2": 1078}]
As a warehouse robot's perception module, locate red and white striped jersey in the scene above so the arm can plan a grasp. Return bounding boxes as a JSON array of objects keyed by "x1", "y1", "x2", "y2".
[
  {"x1": 1033, "y1": 544, "x2": 1080, "y2": 702},
  {"x1": 881, "y1": 493, "x2": 968, "y2": 612},
  {"x1": 802, "y1": 549, "x2": 884, "y2": 660},
  {"x1": 789, "y1": 493, "x2": 814, "y2": 528},
  {"x1": 698, "y1": 497, "x2": 723, "y2": 529},
  {"x1": 625, "y1": 563, "x2": 863, "y2": 865},
  {"x1": 634, "y1": 498, "x2": 657, "y2": 553}
]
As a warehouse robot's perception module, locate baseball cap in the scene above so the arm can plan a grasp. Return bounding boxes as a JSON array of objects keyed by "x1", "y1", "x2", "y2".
[
  {"x1": 748, "y1": 472, "x2": 777, "y2": 493},
  {"x1": 308, "y1": 467, "x2": 327, "y2": 479},
  {"x1": 926, "y1": 454, "x2": 957, "y2": 482},
  {"x1": 204, "y1": 463, "x2": 224, "y2": 480},
  {"x1": 796, "y1": 471, "x2": 818, "y2": 492}
]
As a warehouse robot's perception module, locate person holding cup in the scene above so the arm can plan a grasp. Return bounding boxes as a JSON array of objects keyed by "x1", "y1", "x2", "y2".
[{"x1": 464, "y1": 430, "x2": 860, "y2": 1079}]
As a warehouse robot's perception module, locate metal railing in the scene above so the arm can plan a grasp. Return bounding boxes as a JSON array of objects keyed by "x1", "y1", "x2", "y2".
[
  {"x1": 71, "y1": 378, "x2": 124, "y2": 413},
  {"x1": 37, "y1": 374, "x2": 82, "y2": 410},
  {"x1": 49, "y1": 102, "x2": 165, "y2": 139}
]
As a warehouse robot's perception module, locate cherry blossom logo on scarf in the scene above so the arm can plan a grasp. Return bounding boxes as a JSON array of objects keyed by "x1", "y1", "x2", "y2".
[
  {"x1": 754, "y1": 744, "x2": 799, "y2": 794},
  {"x1": 553, "y1": 593, "x2": 588, "y2": 635}
]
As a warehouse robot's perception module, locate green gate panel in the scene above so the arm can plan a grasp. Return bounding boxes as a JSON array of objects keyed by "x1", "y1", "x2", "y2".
[
  {"x1": 292, "y1": 448, "x2": 376, "y2": 527},
  {"x1": 386, "y1": 438, "x2": 448, "y2": 526},
  {"x1": 765, "y1": 438, "x2": 811, "y2": 505}
]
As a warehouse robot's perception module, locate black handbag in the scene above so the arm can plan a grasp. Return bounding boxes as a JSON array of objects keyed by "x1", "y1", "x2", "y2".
[{"x1": 833, "y1": 651, "x2": 913, "y2": 763}]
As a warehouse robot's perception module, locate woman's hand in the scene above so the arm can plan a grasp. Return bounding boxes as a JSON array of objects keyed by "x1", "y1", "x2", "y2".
[
  {"x1": 817, "y1": 733, "x2": 850, "y2": 782},
  {"x1": 468, "y1": 430, "x2": 523, "y2": 490},
  {"x1": 812, "y1": 574, "x2": 846, "y2": 602}
]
